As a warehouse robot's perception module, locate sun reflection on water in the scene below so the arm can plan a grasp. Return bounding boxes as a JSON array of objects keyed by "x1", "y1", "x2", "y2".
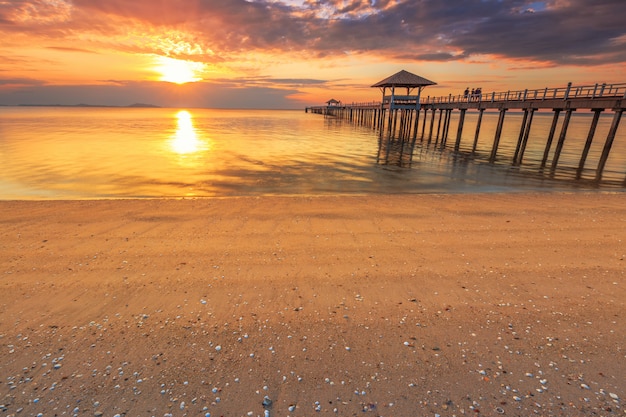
[{"x1": 170, "y1": 110, "x2": 208, "y2": 154}]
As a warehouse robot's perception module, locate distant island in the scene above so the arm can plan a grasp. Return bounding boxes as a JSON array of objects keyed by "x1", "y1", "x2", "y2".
[{"x1": 9, "y1": 103, "x2": 161, "y2": 108}]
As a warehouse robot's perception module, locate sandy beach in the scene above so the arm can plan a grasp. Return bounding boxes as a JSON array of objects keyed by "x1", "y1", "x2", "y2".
[{"x1": 1, "y1": 193, "x2": 624, "y2": 417}]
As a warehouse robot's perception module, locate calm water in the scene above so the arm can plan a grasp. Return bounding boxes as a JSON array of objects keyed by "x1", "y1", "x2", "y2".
[{"x1": 0, "y1": 106, "x2": 624, "y2": 199}]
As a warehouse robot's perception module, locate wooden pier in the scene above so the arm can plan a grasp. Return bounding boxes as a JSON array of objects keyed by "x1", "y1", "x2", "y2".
[{"x1": 306, "y1": 76, "x2": 626, "y2": 185}]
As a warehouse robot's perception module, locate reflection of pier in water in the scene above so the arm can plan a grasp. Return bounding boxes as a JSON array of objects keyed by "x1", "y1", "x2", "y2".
[{"x1": 307, "y1": 71, "x2": 626, "y2": 186}]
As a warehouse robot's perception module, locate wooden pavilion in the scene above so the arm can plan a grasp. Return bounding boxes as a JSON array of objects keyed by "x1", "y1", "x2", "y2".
[
  {"x1": 371, "y1": 70, "x2": 436, "y2": 141},
  {"x1": 371, "y1": 69, "x2": 436, "y2": 110}
]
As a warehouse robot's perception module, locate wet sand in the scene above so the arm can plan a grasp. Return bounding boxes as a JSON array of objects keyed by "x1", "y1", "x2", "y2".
[{"x1": 0, "y1": 194, "x2": 624, "y2": 416}]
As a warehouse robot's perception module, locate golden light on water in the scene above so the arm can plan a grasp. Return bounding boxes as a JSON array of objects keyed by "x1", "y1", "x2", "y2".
[{"x1": 170, "y1": 110, "x2": 207, "y2": 154}]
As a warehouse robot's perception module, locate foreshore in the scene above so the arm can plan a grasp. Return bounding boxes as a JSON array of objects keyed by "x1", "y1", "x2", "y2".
[{"x1": 1, "y1": 193, "x2": 624, "y2": 416}]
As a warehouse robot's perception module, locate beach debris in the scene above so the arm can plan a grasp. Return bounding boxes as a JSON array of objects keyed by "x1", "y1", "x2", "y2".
[{"x1": 314, "y1": 401, "x2": 322, "y2": 412}]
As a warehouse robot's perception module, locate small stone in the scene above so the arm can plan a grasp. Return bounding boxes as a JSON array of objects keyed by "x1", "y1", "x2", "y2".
[
  {"x1": 609, "y1": 392, "x2": 619, "y2": 400},
  {"x1": 262, "y1": 396, "x2": 272, "y2": 408}
]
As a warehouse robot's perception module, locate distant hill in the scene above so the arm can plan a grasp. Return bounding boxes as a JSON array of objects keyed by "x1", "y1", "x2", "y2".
[
  {"x1": 15, "y1": 103, "x2": 161, "y2": 108},
  {"x1": 126, "y1": 103, "x2": 161, "y2": 108}
]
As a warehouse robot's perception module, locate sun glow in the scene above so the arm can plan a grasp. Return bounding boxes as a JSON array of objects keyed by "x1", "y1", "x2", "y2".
[{"x1": 155, "y1": 56, "x2": 204, "y2": 84}]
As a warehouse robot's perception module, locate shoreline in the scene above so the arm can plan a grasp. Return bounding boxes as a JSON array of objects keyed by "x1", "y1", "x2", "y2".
[{"x1": 1, "y1": 193, "x2": 624, "y2": 416}]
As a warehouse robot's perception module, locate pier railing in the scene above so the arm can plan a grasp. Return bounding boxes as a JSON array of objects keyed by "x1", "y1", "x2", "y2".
[
  {"x1": 424, "y1": 82, "x2": 626, "y2": 105},
  {"x1": 334, "y1": 82, "x2": 626, "y2": 108}
]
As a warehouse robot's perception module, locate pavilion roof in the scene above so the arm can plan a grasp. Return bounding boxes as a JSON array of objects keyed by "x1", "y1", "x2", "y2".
[{"x1": 371, "y1": 70, "x2": 436, "y2": 88}]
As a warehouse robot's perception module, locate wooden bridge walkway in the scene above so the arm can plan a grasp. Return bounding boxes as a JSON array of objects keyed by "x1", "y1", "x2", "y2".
[{"x1": 306, "y1": 82, "x2": 626, "y2": 185}]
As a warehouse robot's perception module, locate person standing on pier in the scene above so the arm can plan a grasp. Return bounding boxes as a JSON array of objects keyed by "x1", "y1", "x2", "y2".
[{"x1": 464, "y1": 87, "x2": 469, "y2": 101}]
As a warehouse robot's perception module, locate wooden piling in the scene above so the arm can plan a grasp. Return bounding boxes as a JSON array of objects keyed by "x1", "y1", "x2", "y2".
[
  {"x1": 596, "y1": 109, "x2": 623, "y2": 181},
  {"x1": 551, "y1": 109, "x2": 574, "y2": 176},
  {"x1": 411, "y1": 108, "x2": 421, "y2": 143},
  {"x1": 434, "y1": 109, "x2": 444, "y2": 143},
  {"x1": 472, "y1": 108, "x2": 485, "y2": 153},
  {"x1": 420, "y1": 108, "x2": 428, "y2": 141},
  {"x1": 454, "y1": 109, "x2": 467, "y2": 151},
  {"x1": 513, "y1": 109, "x2": 530, "y2": 164},
  {"x1": 541, "y1": 109, "x2": 561, "y2": 169},
  {"x1": 428, "y1": 108, "x2": 436, "y2": 142},
  {"x1": 516, "y1": 108, "x2": 535, "y2": 166},
  {"x1": 489, "y1": 108, "x2": 508, "y2": 163},
  {"x1": 576, "y1": 109, "x2": 603, "y2": 179}
]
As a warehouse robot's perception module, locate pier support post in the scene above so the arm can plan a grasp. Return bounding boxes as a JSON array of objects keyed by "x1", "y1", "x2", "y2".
[
  {"x1": 550, "y1": 109, "x2": 574, "y2": 176},
  {"x1": 513, "y1": 109, "x2": 530, "y2": 164},
  {"x1": 454, "y1": 109, "x2": 467, "y2": 151},
  {"x1": 428, "y1": 109, "x2": 436, "y2": 143},
  {"x1": 441, "y1": 109, "x2": 452, "y2": 145},
  {"x1": 472, "y1": 108, "x2": 485, "y2": 152},
  {"x1": 516, "y1": 108, "x2": 535, "y2": 166},
  {"x1": 420, "y1": 108, "x2": 428, "y2": 140},
  {"x1": 513, "y1": 108, "x2": 535, "y2": 165},
  {"x1": 595, "y1": 109, "x2": 623, "y2": 181},
  {"x1": 541, "y1": 109, "x2": 561, "y2": 169},
  {"x1": 411, "y1": 108, "x2": 421, "y2": 143},
  {"x1": 435, "y1": 109, "x2": 444, "y2": 144},
  {"x1": 576, "y1": 109, "x2": 603, "y2": 179},
  {"x1": 489, "y1": 108, "x2": 508, "y2": 163}
]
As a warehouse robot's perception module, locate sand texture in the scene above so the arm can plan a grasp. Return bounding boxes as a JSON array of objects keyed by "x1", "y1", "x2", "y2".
[{"x1": 1, "y1": 194, "x2": 625, "y2": 416}]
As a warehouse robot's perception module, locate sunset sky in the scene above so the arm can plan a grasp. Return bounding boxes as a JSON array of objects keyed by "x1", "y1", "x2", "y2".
[{"x1": 1, "y1": 0, "x2": 625, "y2": 109}]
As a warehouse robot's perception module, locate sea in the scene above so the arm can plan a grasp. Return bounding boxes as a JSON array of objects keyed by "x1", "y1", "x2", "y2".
[{"x1": 0, "y1": 106, "x2": 624, "y2": 200}]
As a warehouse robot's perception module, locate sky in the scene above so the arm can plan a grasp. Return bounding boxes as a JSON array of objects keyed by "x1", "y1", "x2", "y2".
[{"x1": 1, "y1": 0, "x2": 625, "y2": 109}]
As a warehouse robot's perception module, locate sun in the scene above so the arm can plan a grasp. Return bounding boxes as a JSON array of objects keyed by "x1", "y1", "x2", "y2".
[{"x1": 155, "y1": 56, "x2": 204, "y2": 84}]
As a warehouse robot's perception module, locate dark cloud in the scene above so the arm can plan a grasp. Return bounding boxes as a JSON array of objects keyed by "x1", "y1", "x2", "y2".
[
  {"x1": 0, "y1": 77, "x2": 44, "y2": 86},
  {"x1": 226, "y1": 77, "x2": 330, "y2": 87},
  {"x1": 64, "y1": 0, "x2": 626, "y2": 66},
  {"x1": 2, "y1": 0, "x2": 625, "y2": 72}
]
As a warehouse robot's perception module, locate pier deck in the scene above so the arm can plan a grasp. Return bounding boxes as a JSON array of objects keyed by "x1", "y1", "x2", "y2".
[{"x1": 306, "y1": 82, "x2": 625, "y2": 185}]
